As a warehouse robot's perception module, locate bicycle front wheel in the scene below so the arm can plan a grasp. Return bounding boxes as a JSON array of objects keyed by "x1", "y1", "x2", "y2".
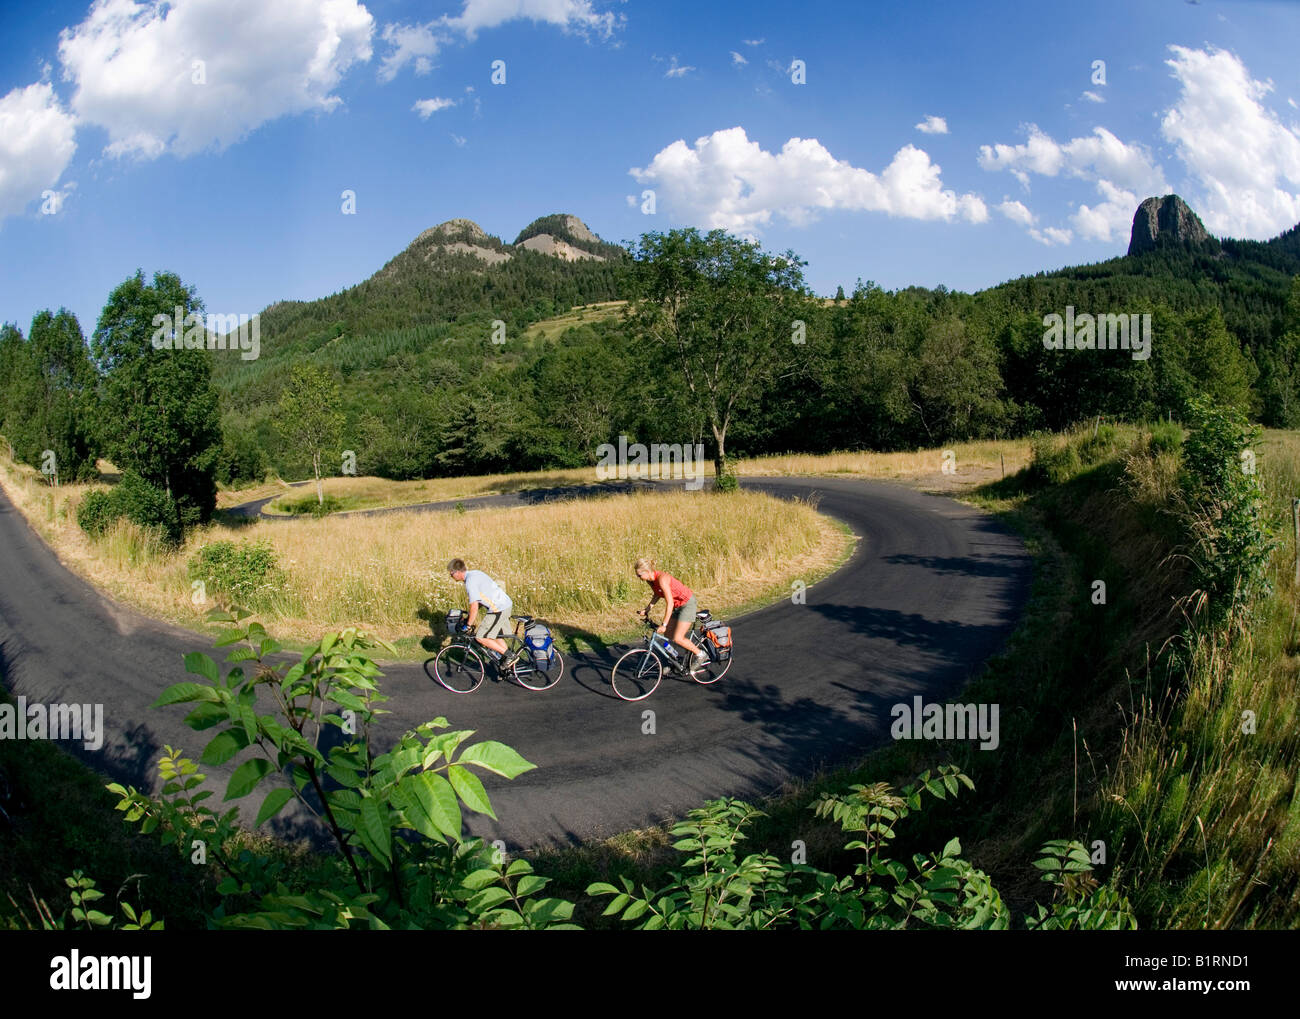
[
  {"x1": 610, "y1": 647, "x2": 662, "y2": 702},
  {"x1": 433, "y1": 644, "x2": 485, "y2": 693},
  {"x1": 510, "y1": 637, "x2": 565, "y2": 692}
]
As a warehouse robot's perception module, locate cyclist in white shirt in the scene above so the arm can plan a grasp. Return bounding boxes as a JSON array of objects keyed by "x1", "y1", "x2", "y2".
[{"x1": 448, "y1": 558, "x2": 521, "y2": 669}]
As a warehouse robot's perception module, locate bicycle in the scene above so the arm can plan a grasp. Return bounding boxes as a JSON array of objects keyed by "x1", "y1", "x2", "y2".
[
  {"x1": 428, "y1": 609, "x2": 565, "y2": 694},
  {"x1": 609, "y1": 610, "x2": 732, "y2": 702}
]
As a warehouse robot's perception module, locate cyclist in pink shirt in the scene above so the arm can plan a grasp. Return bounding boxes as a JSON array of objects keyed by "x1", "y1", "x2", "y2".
[{"x1": 634, "y1": 556, "x2": 706, "y2": 672}]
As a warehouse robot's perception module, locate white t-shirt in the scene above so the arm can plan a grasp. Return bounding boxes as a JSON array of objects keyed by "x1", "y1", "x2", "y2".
[{"x1": 464, "y1": 569, "x2": 512, "y2": 614}]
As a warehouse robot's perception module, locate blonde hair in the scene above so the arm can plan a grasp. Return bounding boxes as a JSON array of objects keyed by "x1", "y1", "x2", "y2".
[{"x1": 634, "y1": 557, "x2": 655, "y2": 574}]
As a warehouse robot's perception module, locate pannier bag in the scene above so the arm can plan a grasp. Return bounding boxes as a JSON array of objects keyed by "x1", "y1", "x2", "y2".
[
  {"x1": 445, "y1": 609, "x2": 465, "y2": 635},
  {"x1": 525, "y1": 622, "x2": 555, "y2": 663},
  {"x1": 703, "y1": 621, "x2": 732, "y2": 660}
]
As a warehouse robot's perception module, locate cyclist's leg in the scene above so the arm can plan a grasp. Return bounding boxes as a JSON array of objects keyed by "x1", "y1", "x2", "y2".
[
  {"x1": 670, "y1": 597, "x2": 702, "y2": 657},
  {"x1": 475, "y1": 610, "x2": 510, "y2": 657}
]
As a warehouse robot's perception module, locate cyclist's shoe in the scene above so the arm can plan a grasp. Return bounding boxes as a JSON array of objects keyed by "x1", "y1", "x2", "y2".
[
  {"x1": 502, "y1": 650, "x2": 522, "y2": 671},
  {"x1": 691, "y1": 651, "x2": 709, "y2": 672}
]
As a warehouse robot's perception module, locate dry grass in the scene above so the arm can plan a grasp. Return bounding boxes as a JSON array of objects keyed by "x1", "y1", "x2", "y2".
[
  {"x1": 0, "y1": 452, "x2": 847, "y2": 649},
  {"x1": 520, "y1": 301, "x2": 627, "y2": 342}
]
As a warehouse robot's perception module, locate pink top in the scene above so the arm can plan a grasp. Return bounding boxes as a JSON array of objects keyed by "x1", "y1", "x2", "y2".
[{"x1": 648, "y1": 570, "x2": 692, "y2": 608}]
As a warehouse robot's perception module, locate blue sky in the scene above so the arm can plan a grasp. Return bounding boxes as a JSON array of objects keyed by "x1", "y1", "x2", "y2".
[{"x1": 2, "y1": 0, "x2": 1299, "y2": 336}]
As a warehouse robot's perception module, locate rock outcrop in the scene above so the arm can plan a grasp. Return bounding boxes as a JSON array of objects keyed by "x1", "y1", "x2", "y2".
[{"x1": 1128, "y1": 195, "x2": 1213, "y2": 255}]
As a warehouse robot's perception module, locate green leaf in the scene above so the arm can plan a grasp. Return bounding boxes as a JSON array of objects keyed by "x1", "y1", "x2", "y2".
[
  {"x1": 447, "y1": 765, "x2": 495, "y2": 819},
  {"x1": 461, "y1": 869, "x2": 500, "y2": 891},
  {"x1": 152, "y1": 682, "x2": 219, "y2": 708},
  {"x1": 468, "y1": 887, "x2": 512, "y2": 913},
  {"x1": 201, "y1": 728, "x2": 250, "y2": 766},
  {"x1": 255, "y1": 787, "x2": 295, "y2": 826},
  {"x1": 183, "y1": 652, "x2": 220, "y2": 684},
  {"x1": 358, "y1": 798, "x2": 392, "y2": 865},
  {"x1": 224, "y1": 758, "x2": 272, "y2": 801},
  {"x1": 401, "y1": 771, "x2": 462, "y2": 841},
  {"x1": 455, "y1": 741, "x2": 535, "y2": 779}
]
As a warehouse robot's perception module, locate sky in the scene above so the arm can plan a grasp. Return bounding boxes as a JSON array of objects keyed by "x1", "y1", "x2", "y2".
[{"x1": 1, "y1": 0, "x2": 1299, "y2": 336}]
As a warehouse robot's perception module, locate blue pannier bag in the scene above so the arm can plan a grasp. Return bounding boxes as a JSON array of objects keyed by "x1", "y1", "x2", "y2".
[{"x1": 525, "y1": 622, "x2": 554, "y2": 663}]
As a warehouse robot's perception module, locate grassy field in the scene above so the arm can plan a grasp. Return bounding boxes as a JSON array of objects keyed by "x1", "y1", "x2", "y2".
[
  {"x1": 236, "y1": 438, "x2": 1036, "y2": 517},
  {"x1": 0, "y1": 453, "x2": 850, "y2": 656},
  {"x1": 520, "y1": 300, "x2": 626, "y2": 342}
]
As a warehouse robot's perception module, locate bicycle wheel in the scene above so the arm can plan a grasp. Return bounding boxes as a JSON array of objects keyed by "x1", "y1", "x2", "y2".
[
  {"x1": 690, "y1": 635, "x2": 732, "y2": 685},
  {"x1": 508, "y1": 636, "x2": 565, "y2": 692},
  {"x1": 433, "y1": 643, "x2": 485, "y2": 693},
  {"x1": 610, "y1": 647, "x2": 663, "y2": 702}
]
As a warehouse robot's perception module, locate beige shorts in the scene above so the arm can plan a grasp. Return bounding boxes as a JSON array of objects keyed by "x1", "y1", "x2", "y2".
[{"x1": 477, "y1": 609, "x2": 512, "y2": 640}]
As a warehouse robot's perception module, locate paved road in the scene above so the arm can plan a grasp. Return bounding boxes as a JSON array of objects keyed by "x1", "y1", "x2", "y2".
[{"x1": 0, "y1": 477, "x2": 1030, "y2": 850}]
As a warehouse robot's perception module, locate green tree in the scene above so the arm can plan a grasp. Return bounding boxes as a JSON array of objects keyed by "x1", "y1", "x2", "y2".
[
  {"x1": 624, "y1": 228, "x2": 813, "y2": 479},
  {"x1": 277, "y1": 362, "x2": 345, "y2": 504},
  {"x1": 92, "y1": 270, "x2": 221, "y2": 530}
]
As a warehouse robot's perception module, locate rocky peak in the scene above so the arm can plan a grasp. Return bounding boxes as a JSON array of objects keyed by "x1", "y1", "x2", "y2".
[{"x1": 1128, "y1": 195, "x2": 1212, "y2": 255}]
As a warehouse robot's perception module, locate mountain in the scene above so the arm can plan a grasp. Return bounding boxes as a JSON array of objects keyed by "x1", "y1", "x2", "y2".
[
  {"x1": 215, "y1": 214, "x2": 625, "y2": 401},
  {"x1": 1127, "y1": 194, "x2": 1215, "y2": 256}
]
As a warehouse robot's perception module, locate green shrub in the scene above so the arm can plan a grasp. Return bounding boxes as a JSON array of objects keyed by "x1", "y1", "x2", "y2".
[
  {"x1": 1149, "y1": 419, "x2": 1183, "y2": 454},
  {"x1": 76, "y1": 489, "x2": 122, "y2": 537},
  {"x1": 281, "y1": 494, "x2": 345, "y2": 517},
  {"x1": 114, "y1": 472, "x2": 182, "y2": 546},
  {"x1": 1030, "y1": 435, "x2": 1082, "y2": 485},
  {"x1": 188, "y1": 540, "x2": 285, "y2": 608},
  {"x1": 1078, "y1": 424, "x2": 1119, "y2": 465}
]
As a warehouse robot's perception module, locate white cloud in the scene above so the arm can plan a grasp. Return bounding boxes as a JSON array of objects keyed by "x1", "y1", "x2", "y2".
[
  {"x1": 915, "y1": 115, "x2": 948, "y2": 135},
  {"x1": 1161, "y1": 44, "x2": 1300, "y2": 238},
  {"x1": 413, "y1": 97, "x2": 458, "y2": 118},
  {"x1": 379, "y1": 23, "x2": 442, "y2": 82},
  {"x1": 630, "y1": 126, "x2": 988, "y2": 233},
  {"x1": 730, "y1": 50, "x2": 747, "y2": 66},
  {"x1": 1072, "y1": 179, "x2": 1139, "y2": 242},
  {"x1": 1031, "y1": 225, "x2": 1073, "y2": 246},
  {"x1": 979, "y1": 122, "x2": 1168, "y2": 244},
  {"x1": 978, "y1": 124, "x2": 1167, "y2": 194},
  {"x1": 997, "y1": 198, "x2": 1034, "y2": 227},
  {"x1": 450, "y1": 132, "x2": 467, "y2": 146},
  {"x1": 0, "y1": 82, "x2": 78, "y2": 221},
  {"x1": 664, "y1": 56, "x2": 694, "y2": 78},
  {"x1": 743, "y1": 38, "x2": 763, "y2": 46},
  {"x1": 57, "y1": 0, "x2": 374, "y2": 159},
  {"x1": 442, "y1": 0, "x2": 619, "y2": 40},
  {"x1": 1081, "y1": 90, "x2": 1105, "y2": 104}
]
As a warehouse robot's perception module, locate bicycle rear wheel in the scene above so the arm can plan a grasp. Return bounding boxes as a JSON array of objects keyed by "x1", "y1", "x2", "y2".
[
  {"x1": 509, "y1": 636, "x2": 565, "y2": 691},
  {"x1": 433, "y1": 644, "x2": 485, "y2": 693},
  {"x1": 610, "y1": 648, "x2": 662, "y2": 702},
  {"x1": 691, "y1": 634, "x2": 731, "y2": 685}
]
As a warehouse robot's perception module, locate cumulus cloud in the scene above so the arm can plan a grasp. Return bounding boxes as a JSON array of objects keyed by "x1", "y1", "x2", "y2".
[
  {"x1": 0, "y1": 82, "x2": 78, "y2": 220},
  {"x1": 743, "y1": 38, "x2": 764, "y2": 46},
  {"x1": 1161, "y1": 44, "x2": 1300, "y2": 238},
  {"x1": 1081, "y1": 90, "x2": 1105, "y2": 103},
  {"x1": 996, "y1": 198, "x2": 1034, "y2": 227},
  {"x1": 379, "y1": 22, "x2": 442, "y2": 82},
  {"x1": 730, "y1": 50, "x2": 747, "y2": 66},
  {"x1": 413, "y1": 97, "x2": 458, "y2": 118},
  {"x1": 57, "y1": 0, "x2": 374, "y2": 159},
  {"x1": 442, "y1": 0, "x2": 619, "y2": 40},
  {"x1": 915, "y1": 115, "x2": 948, "y2": 135},
  {"x1": 630, "y1": 126, "x2": 988, "y2": 234},
  {"x1": 979, "y1": 123, "x2": 1168, "y2": 243}
]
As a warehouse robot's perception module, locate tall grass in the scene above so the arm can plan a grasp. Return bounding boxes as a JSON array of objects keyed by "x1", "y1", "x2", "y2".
[
  {"x1": 0, "y1": 450, "x2": 845, "y2": 648},
  {"x1": 1099, "y1": 430, "x2": 1300, "y2": 928}
]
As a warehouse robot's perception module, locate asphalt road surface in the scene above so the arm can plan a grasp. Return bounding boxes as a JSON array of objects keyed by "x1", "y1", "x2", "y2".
[{"x1": 0, "y1": 476, "x2": 1031, "y2": 850}]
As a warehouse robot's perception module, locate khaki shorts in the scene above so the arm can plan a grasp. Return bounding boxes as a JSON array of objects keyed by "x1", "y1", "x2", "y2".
[
  {"x1": 477, "y1": 609, "x2": 512, "y2": 640},
  {"x1": 669, "y1": 595, "x2": 698, "y2": 627}
]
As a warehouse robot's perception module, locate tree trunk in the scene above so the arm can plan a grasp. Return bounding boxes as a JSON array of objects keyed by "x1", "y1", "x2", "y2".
[
  {"x1": 713, "y1": 424, "x2": 727, "y2": 479},
  {"x1": 314, "y1": 451, "x2": 324, "y2": 504}
]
